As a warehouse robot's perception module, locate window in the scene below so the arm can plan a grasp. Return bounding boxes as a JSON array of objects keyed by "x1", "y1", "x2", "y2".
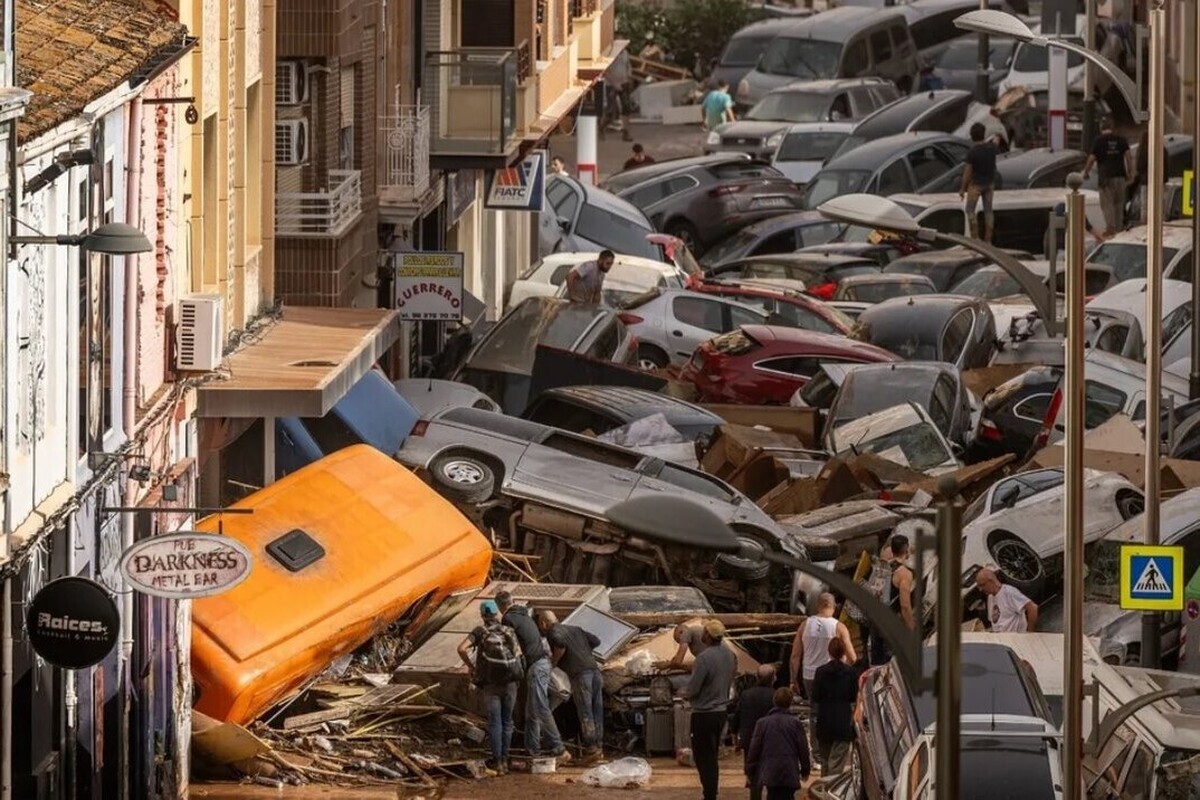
[
  {"x1": 848, "y1": 88, "x2": 876, "y2": 117},
  {"x1": 907, "y1": 147, "x2": 954, "y2": 187},
  {"x1": 1163, "y1": 302, "x2": 1192, "y2": 350},
  {"x1": 752, "y1": 230, "x2": 796, "y2": 255},
  {"x1": 1094, "y1": 323, "x2": 1130, "y2": 354},
  {"x1": 526, "y1": 397, "x2": 618, "y2": 434},
  {"x1": 760, "y1": 37, "x2": 842, "y2": 79},
  {"x1": 870, "y1": 84, "x2": 900, "y2": 106},
  {"x1": 672, "y1": 296, "x2": 724, "y2": 331},
  {"x1": 990, "y1": 470, "x2": 1064, "y2": 511},
  {"x1": 940, "y1": 309, "x2": 974, "y2": 364},
  {"x1": 584, "y1": 319, "x2": 620, "y2": 360},
  {"x1": 797, "y1": 222, "x2": 842, "y2": 248},
  {"x1": 877, "y1": 159, "x2": 914, "y2": 195},
  {"x1": 775, "y1": 303, "x2": 835, "y2": 333},
  {"x1": 627, "y1": 182, "x2": 667, "y2": 208},
  {"x1": 574, "y1": 205, "x2": 657, "y2": 259},
  {"x1": 909, "y1": 11, "x2": 961, "y2": 52},
  {"x1": 549, "y1": 263, "x2": 573, "y2": 286},
  {"x1": 721, "y1": 35, "x2": 774, "y2": 68},
  {"x1": 748, "y1": 91, "x2": 833, "y2": 124},
  {"x1": 663, "y1": 175, "x2": 699, "y2": 197},
  {"x1": 1030, "y1": 164, "x2": 1076, "y2": 190},
  {"x1": 929, "y1": 374, "x2": 955, "y2": 433},
  {"x1": 1170, "y1": 249, "x2": 1194, "y2": 283},
  {"x1": 541, "y1": 433, "x2": 641, "y2": 468},
  {"x1": 1012, "y1": 392, "x2": 1053, "y2": 422},
  {"x1": 869, "y1": 30, "x2": 892, "y2": 63},
  {"x1": 1084, "y1": 381, "x2": 1127, "y2": 427},
  {"x1": 755, "y1": 356, "x2": 818, "y2": 377},
  {"x1": 301, "y1": 414, "x2": 362, "y2": 454},
  {"x1": 1120, "y1": 744, "x2": 1154, "y2": 799},
  {"x1": 922, "y1": 208, "x2": 966, "y2": 235},
  {"x1": 938, "y1": 142, "x2": 970, "y2": 163},
  {"x1": 919, "y1": 100, "x2": 970, "y2": 134},
  {"x1": 888, "y1": 23, "x2": 911, "y2": 52},
  {"x1": 729, "y1": 304, "x2": 765, "y2": 330},
  {"x1": 842, "y1": 39, "x2": 869, "y2": 76},
  {"x1": 651, "y1": 463, "x2": 736, "y2": 501}
]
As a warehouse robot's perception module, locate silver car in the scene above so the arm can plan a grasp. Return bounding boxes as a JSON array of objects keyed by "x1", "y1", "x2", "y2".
[
  {"x1": 396, "y1": 406, "x2": 818, "y2": 611},
  {"x1": 621, "y1": 288, "x2": 783, "y2": 369}
]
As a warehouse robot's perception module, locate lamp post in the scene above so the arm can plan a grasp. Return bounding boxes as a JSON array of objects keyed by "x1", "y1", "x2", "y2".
[
  {"x1": 9, "y1": 221, "x2": 153, "y2": 258},
  {"x1": 815, "y1": 194, "x2": 1060, "y2": 336},
  {"x1": 1192, "y1": 0, "x2": 1200, "y2": 404}
]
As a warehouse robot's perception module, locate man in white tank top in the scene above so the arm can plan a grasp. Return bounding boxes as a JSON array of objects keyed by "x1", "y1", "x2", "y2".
[{"x1": 789, "y1": 593, "x2": 857, "y2": 771}]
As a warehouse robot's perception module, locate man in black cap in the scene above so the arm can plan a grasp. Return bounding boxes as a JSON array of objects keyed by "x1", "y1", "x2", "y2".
[{"x1": 497, "y1": 591, "x2": 569, "y2": 762}]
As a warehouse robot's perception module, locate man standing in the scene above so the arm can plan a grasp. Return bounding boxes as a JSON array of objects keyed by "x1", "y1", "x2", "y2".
[
  {"x1": 607, "y1": 49, "x2": 635, "y2": 142},
  {"x1": 975, "y1": 568, "x2": 1038, "y2": 632},
  {"x1": 541, "y1": 610, "x2": 605, "y2": 760},
  {"x1": 811, "y1": 638, "x2": 857, "y2": 776},
  {"x1": 656, "y1": 622, "x2": 709, "y2": 672},
  {"x1": 789, "y1": 593, "x2": 856, "y2": 704},
  {"x1": 680, "y1": 620, "x2": 737, "y2": 800},
  {"x1": 960, "y1": 122, "x2": 998, "y2": 243},
  {"x1": 623, "y1": 143, "x2": 655, "y2": 171},
  {"x1": 1082, "y1": 118, "x2": 1133, "y2": 236},
  {"x1": 565, "y1": 250, "x2": 615, "y2": 304},
  {"x1": 732, "y1": 665, "x2": 778, "y2": 800},
  {"x1": 497, "y1": 592, "x2": 569, "y2": 763},
  {"x1": 702, "y1": 80, "x2": 736, "y2": 132},
  {"x1": 457, "y1": 600, "x2": 523, "y2": 774},
  {"x1": 549, "y1": 156, "x2": 567, "y2": 175}
]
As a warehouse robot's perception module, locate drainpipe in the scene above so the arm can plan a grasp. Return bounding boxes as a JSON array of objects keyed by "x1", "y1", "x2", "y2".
[
  {"x1": 119, "y1": 94, "x2": 143, "y2": 800},
  {"x1": 1, "y1": 578, "x2": 12, "y2": 800}
]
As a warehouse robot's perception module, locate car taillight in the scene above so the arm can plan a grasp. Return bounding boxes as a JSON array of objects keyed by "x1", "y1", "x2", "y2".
[
  {"x1": 618, "y1": 312, "x2": 643, "y2": 325},
  {"x1": 1033, "y1": 388, "x2": 1064, "y2": 449},
  {"x1": 410, "y1": 420, "x2": 429, "y2": 437},
  {"x1": 978, "y1": 418, "x2": 1003, "y2": 442},
  {"x1": 708, "y1": 185, "x2": 747, "y2": 198},
  {"x1": 807, "y1": 281, "x2": 837, "y2": 300}
]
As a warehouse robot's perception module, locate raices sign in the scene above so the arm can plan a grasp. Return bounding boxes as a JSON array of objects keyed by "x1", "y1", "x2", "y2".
[{"x1": 119, "y1": 532, "x2": 253, "y2": 600}]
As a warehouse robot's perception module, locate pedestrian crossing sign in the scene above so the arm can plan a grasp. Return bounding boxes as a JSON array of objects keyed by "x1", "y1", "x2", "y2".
[
  {"x1": 1120, "y1": 544, "x2": 1185, "y2": 611},
  {"x1": 1185, "y1": 170, "x2": 1195, "y2": 218}
]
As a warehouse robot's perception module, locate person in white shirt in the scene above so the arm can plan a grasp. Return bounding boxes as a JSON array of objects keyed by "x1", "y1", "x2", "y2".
[
  {"x1": 975, "y1": 568, "x2": 1038, "y2": 632},
  {"x1": 565, "y1": 250, "x2": 614, "y2": 304}
]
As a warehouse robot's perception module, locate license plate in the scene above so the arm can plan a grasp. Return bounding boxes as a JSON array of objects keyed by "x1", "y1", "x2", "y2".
[{"x1": 754, "y1": 197, "x2": 790, "y2": 208}]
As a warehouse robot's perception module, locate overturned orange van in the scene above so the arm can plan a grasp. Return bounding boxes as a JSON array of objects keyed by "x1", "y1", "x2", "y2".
[{"x1": 191, "y1": 444, "x2": 493, "y2": 724}]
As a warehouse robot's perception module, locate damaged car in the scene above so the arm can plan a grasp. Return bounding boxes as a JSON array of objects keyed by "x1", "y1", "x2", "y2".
[
  {"x1": 829, "y1": 402, "x2": 961, "y2": 476},
  {"x1": 396, "y1": 406, "x2": 828, "y2": 613}
]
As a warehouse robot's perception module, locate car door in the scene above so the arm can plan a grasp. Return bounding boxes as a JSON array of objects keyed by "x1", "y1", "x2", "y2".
[
  {"x1": 849, "y1": 87, "x2": 878, "y2": 118},
  {"x1": 876, "y1": 157, "x2": 916, "y2": 196},
  {"x1": 541, "y1": 178, "x2": 583, "y2": 254},
  {"x1": 669, "y1": 294, "x2": 732, "y2": 361},
  {"x1": 907, "y1": 145, "x2": 956, "y2": 190},
  {"x1": 511, "y1": 430, "x2": 642, "y2": 514}
]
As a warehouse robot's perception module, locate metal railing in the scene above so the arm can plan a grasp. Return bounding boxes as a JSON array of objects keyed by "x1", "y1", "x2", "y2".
[
  {"x1": 517, "y1": 39, "x2": 533, "y2": 83},
  {"x1": 275, "y1": 169, "x2": 363, "y2": 237},
  {"x1": 425, "y1": 47, "x2": 519, "y2": 156},
  {"x1": 381, "y1": 105, "x2": 431, "y2": 201}
]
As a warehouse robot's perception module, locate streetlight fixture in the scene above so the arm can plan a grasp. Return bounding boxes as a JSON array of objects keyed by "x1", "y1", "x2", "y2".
[
  {"x1": 816, "y1": 194, "x2": 1060, "y2": 336},
  {"x1": 10, "y1": 222, "x2": 153, "y2": 256},
  {"x1": 953, "y1": 9, "x2": 1147, "y2": 123}
]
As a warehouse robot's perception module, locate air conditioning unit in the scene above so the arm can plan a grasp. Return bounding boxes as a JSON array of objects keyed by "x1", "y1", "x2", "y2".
[
  {"x1": 275, "y1": 61, "x2": 308, "y2": 106},
  {"x1": 176, "y1": 294, "x2": 223, "y2": 372},
  {"x1": 275, "y1": 119, "x2": 309, "y2": 166}
]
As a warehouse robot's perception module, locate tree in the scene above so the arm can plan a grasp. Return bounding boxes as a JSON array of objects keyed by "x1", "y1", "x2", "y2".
[{"x1": 616, "y1": 0, "x2": 762, "y2": 76}]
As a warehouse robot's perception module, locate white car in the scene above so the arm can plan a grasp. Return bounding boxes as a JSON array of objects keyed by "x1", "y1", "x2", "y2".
[
  {"x1": 769, "y1": 121, "x2": 855, "y2": 186},
  {"x1": 996, "y1": 17, "x2": 1088, "y2": 96},
  {"x1": 829, "y1": 402, "x2": 960, "y2": 476},
  {"x1": 505, "y1": 252, "x2": 687, "y2": 311},
  {"x1": 619, "y1": 288, "x2": 778, "y2": 369},
  {"x1": 961, "y1": 467, "x2": 1144, "y2": 601}
]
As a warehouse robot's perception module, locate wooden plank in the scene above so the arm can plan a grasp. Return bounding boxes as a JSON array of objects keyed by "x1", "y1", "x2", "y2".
[
  {"x1": 281, "y1": 706, "x2": 353, "y2": 730},
  {"x1": 617, "y1": 612, "x2": 806, "y2": 632}
]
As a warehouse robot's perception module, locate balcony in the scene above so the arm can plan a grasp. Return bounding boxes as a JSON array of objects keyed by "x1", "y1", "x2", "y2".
[
  {"x1": 275, "y1": 170, "x2": 363, "y2": 237},
  {"x1": 380, "y1": 105, "x2": 432, "y2": 205},
  {"x1": 426, "y1": 46, "x2": 532, "y2": 168},
  {"x1": 573, "y1": 0, "x2": 622, "y2": 80}
]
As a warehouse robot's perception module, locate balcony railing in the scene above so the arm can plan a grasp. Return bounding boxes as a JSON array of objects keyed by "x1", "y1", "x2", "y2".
[
  {"x1": 275, "y1": 169, "x2": 363, "y2": 237},
  {"x1": 426, "y1": 47, "x2": 520, "y2": 157},
  {"x1": 381, "y1": 105, "x2": 431, "y2": 202}
]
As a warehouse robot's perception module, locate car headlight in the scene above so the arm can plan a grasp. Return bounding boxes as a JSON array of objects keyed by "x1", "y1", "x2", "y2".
[
  {"x1": 766, "y1": 132, "x2": 783, "y2": 149},
  {"x1": 707, "y1": 130, "x2": 721, "y2": 146},
  {"x1": 737, "y1": 79, "x2": 751, "y2": 101}
]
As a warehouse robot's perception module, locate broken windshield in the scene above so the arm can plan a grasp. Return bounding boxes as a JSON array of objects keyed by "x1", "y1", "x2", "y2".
[{"x1": 842, "y1": 420, "x2": 952, "y2": 471}]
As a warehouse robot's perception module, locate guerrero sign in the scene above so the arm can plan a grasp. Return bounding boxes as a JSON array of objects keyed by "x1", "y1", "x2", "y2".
[
  {"x1": 119, "y1": 532, "x2": 253, "y2": 600},
  {"x1": 394, "y1": 251, "x2": 465, "y2": 322},
  {"x1": 27, "y1": 577, "x2": 120, "y2": 669}
]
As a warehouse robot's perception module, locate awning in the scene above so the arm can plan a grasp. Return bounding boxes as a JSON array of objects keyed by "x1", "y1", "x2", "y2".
[{"x1": 197, "y1": 306, "x2": 401, "y2": 419}]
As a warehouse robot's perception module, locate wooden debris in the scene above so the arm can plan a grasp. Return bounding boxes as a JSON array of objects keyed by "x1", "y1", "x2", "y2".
[{"x1": 282, "y1": 706, "x2": 353, "y2": 731}]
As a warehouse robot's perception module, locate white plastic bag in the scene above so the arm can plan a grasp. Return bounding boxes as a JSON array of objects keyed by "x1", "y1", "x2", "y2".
[
  {"x1": 597, "y1": 414, "x2": 685, "y2": 447},
  {"x1": 624, "y1": 649, "x2": 655, "y2": 676},
  {"x1": 581, "y1": 757, "x2": 652, "y2": 789}
]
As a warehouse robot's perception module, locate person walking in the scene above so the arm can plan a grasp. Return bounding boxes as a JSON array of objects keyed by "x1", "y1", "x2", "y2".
[
  {"x1": 1082, "y1": 118, "x2": 1133, "y2": 236},
  {"x1": 811, "y1": 638, "x2": 858, "y2": 776},
  {"x1": 457, "y1": 600, "x2": 524, "y2": 774},
  {"x1": 732, "y1": 665, "x2": 778, "y2": 800},
  {"x1": 680, "y1": 620, "x2": 737, "y2": 800},
  {"x1": 496, "y1": 591, "x2": 570, "y2": 763},
  {"x1": 702, "y1": 80, "x2": 736, "y2": 132},
  {"x1": 564, "y1": 249, "x2": 614, "y2": 304},
  {"x1": 960, "y1": 122, "x2": 998, "y2": 243},
  {"x1": 746, "y1": 688, "x2": 812, "y2": 800},
  {"x1": 975, "y1": 568, "x2": 1038, "y2": 632},
  {"x1": 623, "y1": 143, "x2": 655, "y2": 171},
  {"x1": 540, "y1": 610, "x2": 605, "y2": 761}
]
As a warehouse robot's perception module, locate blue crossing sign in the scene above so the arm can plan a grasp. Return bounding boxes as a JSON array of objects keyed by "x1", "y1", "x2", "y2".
[{"x1": 1120, "y1": 544, "x2": 1185, "y2": 611}]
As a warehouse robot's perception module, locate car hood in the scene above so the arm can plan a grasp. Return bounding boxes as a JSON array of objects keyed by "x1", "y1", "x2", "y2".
[{"x1": 718, "y1": 120, "x2": 794, "y2": 139}]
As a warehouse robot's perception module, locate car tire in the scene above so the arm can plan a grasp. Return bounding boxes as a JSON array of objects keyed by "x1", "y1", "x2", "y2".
[
  {"x1": 787, "y1": 532, "x2": 840, "y2": 562},
  {"x1": 429, "y1": 454, "x2": 496, "y2": 504},
  {"x1": 1116, "y1": 489, "x2": 1145, "y2": 520},
  {"x1": 637, "y1": 344, "x2": 670, "y2": 371},
  {"x1": 987, "y1": 530, "x2": 1047, "y2": 599},
  {"x1": 665, "y1": 221, "x2": 701, "y2": 254},
  {"x1": 715, "y1": 536, "x2": 772, "y2": 582}
]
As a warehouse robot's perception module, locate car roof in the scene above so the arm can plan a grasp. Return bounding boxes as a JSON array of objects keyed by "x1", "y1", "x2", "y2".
[
  {"x1": 722, "y1": 210, "x2": 833, "y2": 237},
  {"x1": 767, "y1": 77, "x2": 891, "y2": 96},
  {"x1": 901, "y1": 0, "x2": 1000, "y2": 17},
  {"x1": 892, "y1": 186, "x2": 1097, "y2": 208},
  {"x1": 728, "y1": 15, "x2": 809, "y2": 40},
  {"x1": 772, "y1": 5, "x2": 901, "y2": 38},
  {"x1": 839, "y1": 272, "x2": 935, "y2": 286},
  {"x1": 850, "y1": 90, "x2": 972, "y2": 139},
  {"x1": 782, "y1": 120, "x2": 857, "y2": 134},
  {"x1": 740, "y1": 251, "x2": 880, "y2": 269},
  {"x1": 549, "y1": 173, "x2": 653, "y2": 225},
  {"x1": 1095, "y1": 221, "x2": 1195, "y2": 249},
  {"x1": 856, "y1": 294, "x2": 983, "y2": 335},
  {"x1": 536, "y1": 385, "x2": 721, "y2": 424},
  {"x1": 911, "y1": 643, "x2": 1044, "y2": 727},
  {"x1": 995, "y1": 147, "x2": 1085, "y2": 176},
  {"x1": 603, "y1": 153, "x2": 752, "y2": 193},
  {"x1": 821, "y1": 131, "x2": 966, "y2": 170},
  {"x1": 537, "y1": 252, "x2": 680, "y2": 274},
  {"x1": 741, "y1": 323, "x2": 898, "y2": 357}
]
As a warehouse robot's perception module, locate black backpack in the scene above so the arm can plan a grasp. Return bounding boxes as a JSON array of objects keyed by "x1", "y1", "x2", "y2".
[{"x1": 473, "y1": 623, "x2": 524, "y2": 686}]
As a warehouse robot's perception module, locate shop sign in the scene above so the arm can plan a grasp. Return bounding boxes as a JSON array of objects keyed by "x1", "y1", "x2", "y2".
[
  {"x1": 119, "y1": 532, "x2": 253, "y2": 600},
  {"x1": 484, "y1": 150, "x2": 546, "y2": 212},
  {"x1": 394, "y1": 251, "x2": 465, "y2": 322},
  {"x1": 27, "y1": 577, "x2": 120, "y2": 669}
]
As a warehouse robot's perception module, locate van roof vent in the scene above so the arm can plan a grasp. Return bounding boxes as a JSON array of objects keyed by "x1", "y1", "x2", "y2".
[{"x1": 267, "y1": 529, "x2": 326, "y2": 572}]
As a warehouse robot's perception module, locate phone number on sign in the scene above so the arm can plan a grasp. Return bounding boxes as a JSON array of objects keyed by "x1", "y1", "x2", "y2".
[{"x1": 401, "y1": 312, "x2": 459, "y2": 321}]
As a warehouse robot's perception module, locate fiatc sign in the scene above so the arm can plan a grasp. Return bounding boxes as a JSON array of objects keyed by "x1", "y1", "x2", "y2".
[
  {"x1": 120, "y1": 532, "x2": 253, "y2": 600},
  {"x1": 394, "y1": 251, "x2": 465, "y2": 322},
  {"x1": 485, "y1": 150, "x2": 546, "y2": 212}
]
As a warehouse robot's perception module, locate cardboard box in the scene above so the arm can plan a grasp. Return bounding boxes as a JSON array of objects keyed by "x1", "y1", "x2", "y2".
[{"x1": 700, "y1": 405, "x2": 820, "y2": 447}]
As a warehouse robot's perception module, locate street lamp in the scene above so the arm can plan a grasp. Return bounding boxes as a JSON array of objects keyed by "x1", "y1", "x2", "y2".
[
  {"x1": 10, "y1": 222, "x2": 153, "y2": 255},
  {"x1": 816, "y1": 193, "x2": 1060, "y2": 336},
  {"x1": 953, "y1": 9, "x2": 1147, "y2": 123}
]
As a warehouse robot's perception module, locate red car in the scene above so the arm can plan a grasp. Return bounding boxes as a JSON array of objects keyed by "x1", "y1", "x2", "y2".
[
  {"x1": 686, "y1": 277, "x2": 854, "y2": 336},
  {"x1": 680, "y1": 324, "x2": 900, "y2": 405}
]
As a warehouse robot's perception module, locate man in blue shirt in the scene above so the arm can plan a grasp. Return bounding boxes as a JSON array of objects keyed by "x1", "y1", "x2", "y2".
[{"x1": 702, "y1": 81, "x2": 736, "y2": 131}]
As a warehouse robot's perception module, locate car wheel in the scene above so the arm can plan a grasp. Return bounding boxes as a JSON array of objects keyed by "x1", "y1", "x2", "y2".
[
  {"x1": 1116, "y1": 489, "x2": 1145, "y2": 520},
  {"x1": 987, "y1": 531, "x2": 1047, "y2": 599},
  {"x1": 715, "y1": 536, "x2": 772, "y2": 582},
  {"x1": 429, "y1": 454, "x2": 496, "y2": 504},
  {"x1": 637, "y1": 344, "x2": 670, "y2": 371},
  {"x1": 786, "y1": 532, "x2": 840, "y2": 562},
  {"x1": 665, "y1": 221, "x2": 700, "y2": 254}
]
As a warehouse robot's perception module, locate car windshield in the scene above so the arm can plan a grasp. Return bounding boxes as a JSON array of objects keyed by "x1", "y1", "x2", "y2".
[
  {"x1": 721, "y1": 35, "x2": 773, "y2": 67},
  {"x1": 830, "y1": 134, "x2": 868, "y2": 160},
  {"x1": 748, "y1": 92, "x2": 830, "y2": 123},
  {"x1": 850, "y1": 321, "x2": 938, "y2": 360},
  {"x1": 957, "y1": 747, "x2": 1055, "y2": 800},
  {"x1": 804, "y1": 170, "x2": 870, "y2": 209},
  {"x1": 777, "y1": 131, "x2": 850, "y2": 162},
  {"x1": 1012, "y1": 39, "x2": 1085, "y2": 71},
  {"x1": 842, "y1": 420, "x2": 952, "y2": 470},
  {"x1": 703, "y1": 227, "x2": 770, "y2": 266},
  {"x1": 951, "y1": 268, "x2": 1023, "y2": 299},
  {"x1": 576, "y1": 204, "x2": 659, "y2": 259},
  {"x1": 938, "y1": 38, "x2": 1014, "y2": 70},
  {"x1": 832, "y1": 370, "x2": 938, "y2": 426},
  {"x1": 469, "y1": 301, "x2": 600, "y2": 373},
  {"x1": 759, "y1": 37, "x2": 841, "y2": 79},
  {"x1": 1087, "y1": 242, "x2": 1179, "y2": 282},
  {"x1": 845, "y1": 278, "x2": 934, "y2": 303},
  {"x1": 1083, "y1": 539, "x2": 1123, "y2": 601}
]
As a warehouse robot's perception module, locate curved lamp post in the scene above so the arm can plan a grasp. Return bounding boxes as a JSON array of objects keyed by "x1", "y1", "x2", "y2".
[
  {"x1": 11, "y1": 222, "x2": 153, "y2": 255},
  {"x1": 816, "y1": 193, "x2": 1061, "y2": 336}
]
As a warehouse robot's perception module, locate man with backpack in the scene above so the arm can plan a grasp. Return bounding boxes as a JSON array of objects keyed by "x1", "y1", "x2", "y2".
[
  {"x1": 496, "y1": 591, "x2": 570, "y2": 763},
  {"x1": 861, "y1": 534, "x2": 917, "y2": 666},
  {"x1": 458, "y1": 600, "x2": 524, "y2": 774},
  {"x1": 540, "y1": 609, "x2": 604, "y2": 761}
]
